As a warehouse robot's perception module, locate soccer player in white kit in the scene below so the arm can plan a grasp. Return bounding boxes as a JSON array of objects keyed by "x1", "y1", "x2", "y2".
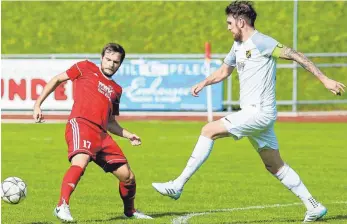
[{"x1": 152, "y1": 1, "x2": 345, "y2": 222}]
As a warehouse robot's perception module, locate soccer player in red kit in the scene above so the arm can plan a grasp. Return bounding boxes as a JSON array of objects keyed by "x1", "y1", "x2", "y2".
[{"x1": 33, "y1": 43, "x2": 153, "y2": 222}]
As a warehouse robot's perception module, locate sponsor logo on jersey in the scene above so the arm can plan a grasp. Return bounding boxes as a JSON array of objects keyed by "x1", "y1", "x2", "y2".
[
  {"x1": 237, "y1": 61, "x2": 245, "y2": 72},
  {"x1": 98, "y1": 81, "x2": 114, "y2": 101}
]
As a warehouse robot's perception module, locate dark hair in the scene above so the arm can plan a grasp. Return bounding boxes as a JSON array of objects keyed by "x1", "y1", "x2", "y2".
[
  {"x1": 225, "y1": 1, "x2": 257, "y2": 27},
  {"x1": 101, "y1": 43, "x2": 126, "y2": 63}
]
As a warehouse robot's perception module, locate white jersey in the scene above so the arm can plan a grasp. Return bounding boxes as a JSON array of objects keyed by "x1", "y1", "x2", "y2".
[{"x1": 224, "y1": 30, "x2": 278, "y2": 113}]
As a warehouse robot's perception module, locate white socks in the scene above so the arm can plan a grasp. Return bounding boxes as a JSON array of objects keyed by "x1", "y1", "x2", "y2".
[
  {"x1": 174, "y1": 135, "x2": 214, "y2": 190},
  {"x1": 171, "y1": 136, "x2": 320, "y2": 211},
  {"x1": 275, "y1": 164, "x2": 319, "y2": 210}
]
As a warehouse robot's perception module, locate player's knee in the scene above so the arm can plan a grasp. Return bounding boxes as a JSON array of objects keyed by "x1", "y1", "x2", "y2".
[
  {"x1": 201, "y1": 123, "x2": 216, "y2": 139},
  {"x1": 71, "y1": 153, "x2": 90, "y2": 169},
  {"x1": 264, "y1": 164, "x2": 277, "y2": 174},
  {"x1": 118, "y1": 169, "x2": 135, "y2": 184},
  {"x1": 73, "y1": 163, "x2": 88, "y2": 170},
  {"x1": 129, "y1": 172, "x2": 135, "y2": 184},
  {"x1": 122, "y1": 172, "x2": 135, "y2": 185},
  {"x1": 264, "y1": 162, "x2": 285, "y2": 174}
]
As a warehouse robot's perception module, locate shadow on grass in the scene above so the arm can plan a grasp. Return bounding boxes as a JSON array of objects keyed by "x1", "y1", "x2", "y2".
[
  {"x1": 27, "y1": 222, "x2": 54, "y2": 224},
  {"x1": 226, "y1": 214, "x2": 347, "y2": 223},
  {"x1": 324, "y1": 215, "x2": 347, "y2": 222},
  {"x1": 83, "y1": 211, "x2": 187, "y2": 222},
  {"x1": 25, "y1": 213, "x2": 347, "y2": 223}
]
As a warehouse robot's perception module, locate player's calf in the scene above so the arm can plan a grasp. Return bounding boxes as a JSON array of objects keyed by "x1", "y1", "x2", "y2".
[
  {"x1": 112, "y1": 163, "x2": 137, "y2": 216},
  {"x1": 119, "y1": 181, "x2": 136, "y2": 216},
  {"x1": 200, "y1": 120, "x2": 229, "y2": 140},
  {"x1": 58, "y1": 165, "x2": 85, "y2": 206}
]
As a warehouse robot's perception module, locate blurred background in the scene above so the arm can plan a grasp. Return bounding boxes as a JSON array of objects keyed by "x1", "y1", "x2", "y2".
[{"x1": 1, "y1": 1, "x2": 347, "y2": 117}]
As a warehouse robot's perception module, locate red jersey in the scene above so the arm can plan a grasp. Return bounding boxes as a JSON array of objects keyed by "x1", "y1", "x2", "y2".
[{"x1": 66, "y1": 60, "x2": 122, "y2": 131}]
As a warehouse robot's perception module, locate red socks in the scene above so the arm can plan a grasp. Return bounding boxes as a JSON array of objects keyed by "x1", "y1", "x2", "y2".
[
  {"x1": 119, "y1": 181, "x2": 136, "y2": 217},
  {"x1": 58, "y1": 165, "x2": 84, "y2": 206},
  {"x1": 57, "y1": 165, "x2": 137, "y2": 217}
]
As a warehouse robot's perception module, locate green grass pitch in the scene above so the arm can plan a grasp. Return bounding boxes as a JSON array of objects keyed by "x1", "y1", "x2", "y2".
[{"x1": 1, "y1": 121, "x2": 347, "y2": 223}]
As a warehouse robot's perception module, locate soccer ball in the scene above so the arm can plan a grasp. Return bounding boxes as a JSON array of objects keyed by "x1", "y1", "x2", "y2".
[{"x1": 1, "y1": 177, "x2": 27, "y2": 204}]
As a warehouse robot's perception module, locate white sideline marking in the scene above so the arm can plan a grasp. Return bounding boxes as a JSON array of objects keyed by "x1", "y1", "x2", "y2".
[{"x1": 172, "y1": 201, "x2": 347, "y2": 224}]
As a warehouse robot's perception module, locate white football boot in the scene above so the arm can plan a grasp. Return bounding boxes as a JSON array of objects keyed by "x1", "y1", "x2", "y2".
[
  {"x1": 53, "y1": 200, "x2": 74, "y2": 222},
  {"x1": 152, "y1": 181, "x2": 182, "y2": 200},
  {"x1": 124, "y1": 210, "x2": 153, "y2": 219},
  {"x1": 303, "y1": 203, "x2": 327, "y2": 222}
]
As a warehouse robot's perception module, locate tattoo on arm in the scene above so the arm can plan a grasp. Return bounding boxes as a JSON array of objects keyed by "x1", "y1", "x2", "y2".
[{"x1": 280, "y1": 46, "x2": 326, "y2": 80}]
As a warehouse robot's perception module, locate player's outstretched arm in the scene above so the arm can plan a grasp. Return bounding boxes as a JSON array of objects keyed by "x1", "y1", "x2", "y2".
[
  {"x1": 33, "y1": 72, "x2": 70, "y2": 123},
  {"x1": 191, "y1": 63, "x2": 234, "y2": 97},
  {"x1": 275, "y1": 45, "x2": 345, "y2": 95},
  {"x1": 108, "y1": 116, "x2": 141, "y2": 146}
]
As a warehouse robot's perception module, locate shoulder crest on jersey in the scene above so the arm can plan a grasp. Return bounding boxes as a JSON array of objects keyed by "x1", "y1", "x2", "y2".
[{"x1": 246, "y1": 50, "x2": 252, "y2": 58}]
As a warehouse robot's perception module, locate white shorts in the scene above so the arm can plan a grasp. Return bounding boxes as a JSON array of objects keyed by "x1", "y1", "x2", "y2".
[{"x1": 221, "y1": 106, "x2": 278, "y2": 151}]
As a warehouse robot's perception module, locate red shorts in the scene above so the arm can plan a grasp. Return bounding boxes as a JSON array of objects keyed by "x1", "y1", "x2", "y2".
[{"x1": 65, "y1": 118, "x2": 127, "y2": 172}]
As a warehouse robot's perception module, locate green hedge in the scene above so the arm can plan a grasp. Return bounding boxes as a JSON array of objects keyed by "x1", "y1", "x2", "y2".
[
  {"x1": 2, "y1": 1, "x2": 347, "y2": 110},
  {"x1": 3, "y1": 1, "x2": 347, "y2": 53}
]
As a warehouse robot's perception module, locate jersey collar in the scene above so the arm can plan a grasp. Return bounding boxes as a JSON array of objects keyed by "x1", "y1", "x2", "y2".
[{"x1": 243, "y1": 29, "x2": 258, "y2": 44}]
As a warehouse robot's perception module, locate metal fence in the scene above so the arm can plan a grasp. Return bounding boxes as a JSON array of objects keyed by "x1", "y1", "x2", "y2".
[
  {"x1": 2, "y1": 52, "x2": 347, "y2": 112},
  {"x1": 2, "y1": 1, "x2": 347, "y2": 112},
  {"x1": 284, "y1": 0, "x2": 347, "y2": 112}
]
